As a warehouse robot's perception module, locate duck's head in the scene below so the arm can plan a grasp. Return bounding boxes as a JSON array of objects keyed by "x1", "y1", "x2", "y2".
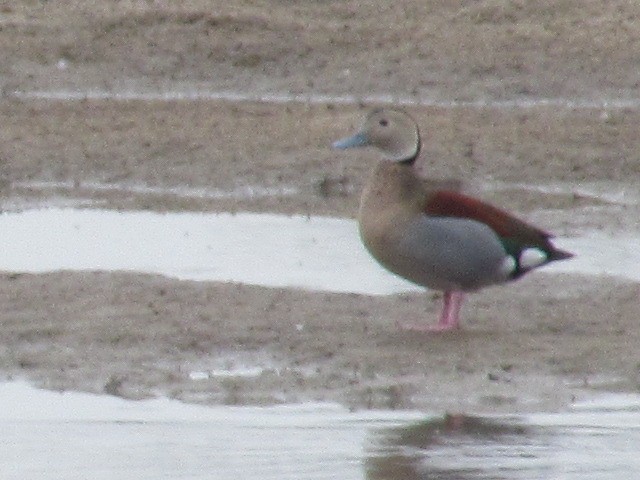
[{"x1": 332, "y1": 108, "x2": 421, "y2": 164}]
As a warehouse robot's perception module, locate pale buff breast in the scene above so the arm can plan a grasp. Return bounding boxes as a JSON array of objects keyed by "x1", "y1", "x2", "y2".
[{"x1": 358, "y1": 162, "x2": 427, "y2": 277}]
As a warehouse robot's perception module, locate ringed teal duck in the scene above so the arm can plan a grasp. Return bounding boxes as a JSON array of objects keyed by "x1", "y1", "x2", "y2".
[{"x1": 333, "y1": 108, "x2": 573, "y2": 332}]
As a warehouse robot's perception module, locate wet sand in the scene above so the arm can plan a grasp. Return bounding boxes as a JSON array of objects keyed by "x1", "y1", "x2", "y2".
[{"x1": 0, "y1": 1, "x2": 639, "y2": 413}]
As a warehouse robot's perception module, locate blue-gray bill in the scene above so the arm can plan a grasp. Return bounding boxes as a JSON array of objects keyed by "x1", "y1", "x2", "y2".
[{"x1": 332, "y1": 132, "x2": 369, "y2": 150}]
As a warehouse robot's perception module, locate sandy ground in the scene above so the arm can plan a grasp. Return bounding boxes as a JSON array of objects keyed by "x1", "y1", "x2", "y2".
[{"x1": 0, "y1": 0, "x2": 639, "y2": 413}]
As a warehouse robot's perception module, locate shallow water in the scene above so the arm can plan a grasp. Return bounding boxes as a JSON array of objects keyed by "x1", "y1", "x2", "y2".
[
  {"x1": 1, "y1": 381, "x2": 423, "y2": 480},
  {"x1": 3, "y1": 381, "x2": 640, "y2": 480},
  {"x1": 0, "y1": 208, "x2": 638, "y2": 294}
]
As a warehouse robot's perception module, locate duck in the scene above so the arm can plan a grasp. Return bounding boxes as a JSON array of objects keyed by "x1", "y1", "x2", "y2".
[{"x1": 333, "y1": 108, "x2": 573, "y2": 332}]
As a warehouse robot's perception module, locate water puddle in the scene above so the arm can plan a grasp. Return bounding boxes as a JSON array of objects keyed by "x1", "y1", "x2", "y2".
[
  {"x1": 0, "y1": 208, "x2": 638, "y2": 294},
  {"x1": 0, "y1": 208, "x2": 416, "y2": 294},
  {"x1": 186, "y1": 350, "x2": 314, "y2": 381},
  {"x1": 3, "y1": 381, "x2": 640, "y2": 480},
  {"x1": 0, "y1": 381, "x2": 423, "y2": 480}
]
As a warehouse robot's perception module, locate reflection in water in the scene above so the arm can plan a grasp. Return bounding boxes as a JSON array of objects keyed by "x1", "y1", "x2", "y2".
[
  {"x1": 366, "y1": 409, "x2": 640, "y2": 479},
  {"x1": 366, "y1": 414, "x2": 531, "y2": 480}
]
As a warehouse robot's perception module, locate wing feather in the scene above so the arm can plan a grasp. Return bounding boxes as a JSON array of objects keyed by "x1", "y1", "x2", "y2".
[{"x1": 424, "y1": 190, "x2": 551, "y2": 248}]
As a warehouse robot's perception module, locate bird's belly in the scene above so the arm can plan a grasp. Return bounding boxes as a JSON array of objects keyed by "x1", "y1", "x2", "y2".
[{"x1": 360, "y1": 216, "x2": 509, "y2": 292}]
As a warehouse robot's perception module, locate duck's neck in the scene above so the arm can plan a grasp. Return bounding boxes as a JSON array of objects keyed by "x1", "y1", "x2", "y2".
[{"x1": 359, "y1": 161, "x2": 425, "y2": 219}]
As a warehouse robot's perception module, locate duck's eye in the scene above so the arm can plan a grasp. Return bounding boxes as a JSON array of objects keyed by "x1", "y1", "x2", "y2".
[{"x1": 379, "y1": 119, "x2": 389, "y2": 127}]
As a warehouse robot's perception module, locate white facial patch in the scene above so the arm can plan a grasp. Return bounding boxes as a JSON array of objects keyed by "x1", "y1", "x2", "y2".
[
  {"x1": 499, "y1": 256, "x2": 517, "y2": 277},
  {"x1": 519, "y1": 248, "x2": 548, "y2": 270}
]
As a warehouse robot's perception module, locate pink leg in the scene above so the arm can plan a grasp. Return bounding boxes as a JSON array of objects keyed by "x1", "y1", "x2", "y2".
[
  {"x1": 397, "y1": 290, "x2": 465, "y2": 333},
  {"x1": 436, "y1": 291, "x2": 464, "y2": 331}
]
